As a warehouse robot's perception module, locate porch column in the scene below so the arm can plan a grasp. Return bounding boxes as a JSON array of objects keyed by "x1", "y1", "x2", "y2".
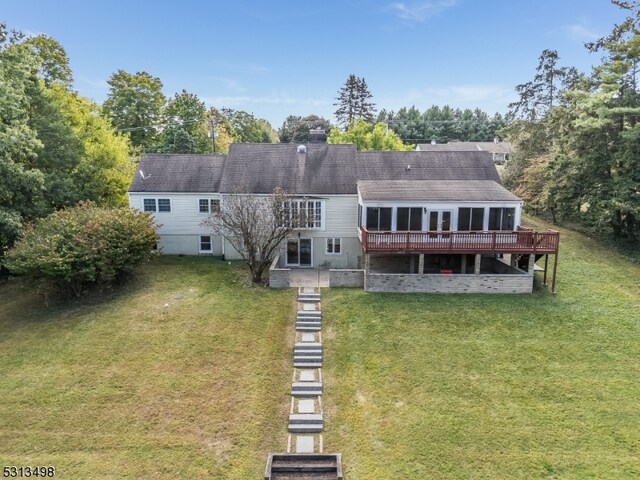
[
  {"x1": 474, "y1": 254, "x2": 481, "y2": 275},
  {"x1": 418, "y1": 254, "x2": 424, "y2": 274},
  {"x1": 364, "y1": 253, "x2": 371, "y2": 272},
  {"x1": 528, "y1": 253, "x2": 536, "y2": 274},
  {"x1": 460, "y1": 254, "x2": 467, "y2": 274}
]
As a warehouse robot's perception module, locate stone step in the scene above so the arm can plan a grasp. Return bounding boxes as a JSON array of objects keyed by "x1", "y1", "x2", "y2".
[
  {"x1": 297, "y1": 310, "x2": 321, "y2": 317},
  {"x1": 297, "y1": 295, "x2": 321, "y2": 302},
  {"x1": 294, "y1": 342, "x2": 323, "y2": 349},
  {"x1": 294, "y1": 349, "x2": 322, "y2": 356},
  {"x1": 296, "y1": 325, "x2": 321, "y2": 332},
  {"x1": 288, "y1": 423, "x2": 323, "y2": 433},
  {"x1": 289, "y1": 413, "x2": 323, "y2": 424},
  {"x1": 294, "y1": 362, "x2": 322, "y2": 369},
  {"x1": 295, "y1": 322, "x2": 322, "y2": 328},
  {"x1": 294, "y1": 354, "x2": 322, "y2": 362},
  {"x1": 292, "y1": 382, "x2": 322, "y2": 396}
]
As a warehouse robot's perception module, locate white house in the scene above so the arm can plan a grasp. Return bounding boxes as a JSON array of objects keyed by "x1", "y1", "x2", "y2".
[{"x1": 128, "y1": 132, "x2": 558, "y2": 293}]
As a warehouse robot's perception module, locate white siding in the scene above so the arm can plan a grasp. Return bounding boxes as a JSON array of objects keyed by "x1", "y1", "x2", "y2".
[{"x1": 129, "y1": 192, "x2": 220, "y2": 235}]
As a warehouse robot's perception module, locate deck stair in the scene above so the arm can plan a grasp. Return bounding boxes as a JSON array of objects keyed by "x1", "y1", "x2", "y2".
[{"x1": 264, "y1": 454, "x2": 342, "y2": 480}]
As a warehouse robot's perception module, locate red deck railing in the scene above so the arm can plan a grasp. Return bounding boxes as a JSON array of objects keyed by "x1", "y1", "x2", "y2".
[{"x1": 360, "y1": 226, "x2": 560, "y2": 255}]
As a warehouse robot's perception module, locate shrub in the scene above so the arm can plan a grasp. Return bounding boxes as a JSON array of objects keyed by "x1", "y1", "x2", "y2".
[{"x1": 4, "y1": 202, "x2": 158, "y2": 297}]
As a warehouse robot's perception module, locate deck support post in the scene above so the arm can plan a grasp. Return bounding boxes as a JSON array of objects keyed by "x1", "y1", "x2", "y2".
[
  {"x1": 474, "y1": 254, "x2": 481, "y2": 275},
  {"x1": 409, "y1": 255, "x2": 416, "y2": 274},
  {"x1": 543, "y1": 254, "x2": 549, "y2": 285},
  {"x1": 418, "y1": 254, "x2": 424, "y2": 274},
  {"x1": 364, "y1": 254, "x2": 370, "y2": 272},
  {"x1": 460, "y1": 254, "x2": 466, "y2": 274},
  {"x1": 551, "y1": 251, "x2": 559, "y2": 294},
  {"x1": 528, "y1": 254, "x2": 536, "y2": 274}
]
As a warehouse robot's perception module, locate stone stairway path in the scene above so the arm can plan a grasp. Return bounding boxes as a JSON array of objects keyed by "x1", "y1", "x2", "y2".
[
  {"x1": 289, "y1": 287, "x2": 324, "y2": 453},
  {"x1": 265, "y1": 287, "x2": 342, "y2": 479}
]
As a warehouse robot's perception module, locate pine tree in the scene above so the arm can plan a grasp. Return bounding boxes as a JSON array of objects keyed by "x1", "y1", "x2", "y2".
[{"x1": 334, "y1": 74, "x2": 376, "y2": 127}]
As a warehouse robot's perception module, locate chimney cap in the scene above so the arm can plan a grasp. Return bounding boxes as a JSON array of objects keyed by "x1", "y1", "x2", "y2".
[{"x1": 308, "y1": 128, "x2": 327, "y2": 143}]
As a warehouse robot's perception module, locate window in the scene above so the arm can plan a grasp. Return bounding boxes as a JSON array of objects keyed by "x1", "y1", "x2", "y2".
[
  {"x1": 143, "y1": 198, "x2": 156, "y2": 212},
  {"x1": 199, "y1": 235, "x2": 212, "y2": 253},
  {"x1": 458, "y1": 207, "x2": 485, "y2": 231},
  {"x1": 281, "y1": 200, "x2": 323, "y2": 229},
  {"x1": 488, "y1": 208, "x2": 515, "y2": 231},
  {"x1": 366, "y1": 207, "x2": 392, "y2": 231},
  {"x1": 396, "y1": 207, "x2": 422, "y2": 231},
  {"x1": 143, "y1": 198, "x2": 171, "y2": 213},
  {"x1": 326, "y1": 238, "x2": 341, "y2": 254},
  {"x1": 199, "y1": 198, "x2": 220, "y2": 213}
]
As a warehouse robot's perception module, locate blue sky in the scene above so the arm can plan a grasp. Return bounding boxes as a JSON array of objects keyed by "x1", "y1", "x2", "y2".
[{"x1": 1, "y1": 0, "x2": 626, "y2": 128}]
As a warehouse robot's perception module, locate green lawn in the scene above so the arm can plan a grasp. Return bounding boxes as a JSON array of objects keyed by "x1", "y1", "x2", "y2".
[
  {"x1": 0, "y1": 257, "x2": 294, "y2": 479},
  {"x1": 322, "y1": 217, "x2": 640, "y2": 479},
  {"x1": 1, "y1": 221, "x2": 639, "y2": 479}
]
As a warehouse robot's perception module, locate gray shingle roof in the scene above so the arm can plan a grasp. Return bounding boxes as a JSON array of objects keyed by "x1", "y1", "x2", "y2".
[
  {"x1": 129, "y1": 154, "x2": 226, "y2": 192},
  {"x1": 358, "y1": 180, "x2": 520, "y2": 202},
  {"x1": 129, "y1": 145, "x2": 511, "y2": 200},
  {"x1": 416, "y1": 142, "x2": 511, "y2": 154},
  {"x1": 218, "y1": 143, "x2": 357, "y2": 194},
  {"x1": 356, "y1": 151, "x2": 501, "y2": 183}
]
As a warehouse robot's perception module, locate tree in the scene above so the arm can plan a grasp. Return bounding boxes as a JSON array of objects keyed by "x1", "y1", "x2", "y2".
[
  {"x1": 0, "y1": 24, "x2": 46, "y2": 258},
  {"x1": 206, "y1": 107, "x2": 235, "y2": 154},
  {"x1": 327, "y1": 119, "x2": 413, "y2": 150},
  {"x1": 159, "y1": 90, "x2": 210, "y2": 154},
  {"x1": 5, "y1": 202, "x2": 158, "y2": 297},
  {"x1": 278, "y1": 114, "x2": 333, "y2": 143},
  {"x1": 102, "y1": 70, "x2": 165, "y2": 151},
  {"x1": 52, "y1": 85, "x2": 134, "y2": 206},
  {"x1": 23, "y1": 34, "x2": 72, "y2": 86},
  {"x1": 508, "y1": 49, "x2": 578, "y2": 120},
  {"x1": 334, "y1": 74, "x2": 377, "y2": 127},
  {"x1": 221, "y1": 108, "x2": 273, "y2": 143},
  {"x1": 203, "y1": 188, "x2": 302, "y2": 284}
]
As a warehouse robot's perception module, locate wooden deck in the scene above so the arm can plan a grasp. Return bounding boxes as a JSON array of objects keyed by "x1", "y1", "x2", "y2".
[{"x1": 360, "y1": 227, "x2": 560, "y2": 255}]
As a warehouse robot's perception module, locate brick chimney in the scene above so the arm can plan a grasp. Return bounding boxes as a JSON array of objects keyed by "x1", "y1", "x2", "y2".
[{"x1": 308, "y1": 128, "x2": 327, "y2": 143}]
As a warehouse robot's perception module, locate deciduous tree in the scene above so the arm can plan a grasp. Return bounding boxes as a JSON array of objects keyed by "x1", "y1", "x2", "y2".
[
  {"x1": 103, "y1": 70, "x2": 166, "y2": 151},
  {"x1": 203, "y1": 188, "x2": 301, "y2": 284}
]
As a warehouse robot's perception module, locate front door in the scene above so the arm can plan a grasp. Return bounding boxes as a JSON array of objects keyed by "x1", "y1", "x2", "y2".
[
  {"x1": 428, "y1": 210, "x2": 452, "y2": 237},
  {"x1": 286, "y1": 238, "x2": 312, "y2": 267}
]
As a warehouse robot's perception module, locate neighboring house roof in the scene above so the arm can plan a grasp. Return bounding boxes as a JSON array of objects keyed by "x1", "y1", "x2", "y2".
[
  {"x1": 358, "y1": 180, "x2": 521, "y2": 202},
  {"x1": 129, "y1": 154, "x2": 226, "y2": 192},
  {"x1": 416, "y1": 142, "x2": 511, "y2": 154}
]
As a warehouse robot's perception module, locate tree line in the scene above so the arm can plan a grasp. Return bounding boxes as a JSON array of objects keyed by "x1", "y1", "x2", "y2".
[{"x1": 502, "y1": 0, "x2": 640, "y2": 242}]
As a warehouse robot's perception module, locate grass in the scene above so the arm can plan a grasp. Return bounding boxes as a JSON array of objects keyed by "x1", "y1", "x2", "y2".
[
  {"x1": 322, "y1": 216, "x2": 640, "y2": 479},
  {"x1": 1, "y1": 219, "x2": 639, "y2": 479},
  {"x1": 0, "y1": 257, "x2": 295, "y2": 479}
]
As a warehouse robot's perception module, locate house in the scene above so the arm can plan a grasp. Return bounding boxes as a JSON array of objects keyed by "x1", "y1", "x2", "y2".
[
  {"x1": 128, "y1": 132, "x2": 558, "y2": 293},
  {"x1": 416, "y1": 139, "x2": 511, "y2": 164}
]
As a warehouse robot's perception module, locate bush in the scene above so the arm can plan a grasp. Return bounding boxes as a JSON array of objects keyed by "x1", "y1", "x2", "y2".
[{"x1": 4, "y1": 202, "x2": 158, "y2": 297}]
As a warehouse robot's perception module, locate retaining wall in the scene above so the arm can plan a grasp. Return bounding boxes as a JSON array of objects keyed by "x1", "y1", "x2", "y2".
[
  {"x1": 269, "y1": 256, "x2": 290, "y2": 289},
  {"x1": 365, "y1": 272, "x2": 533, "y2": 293},
  {"x1": 329, "y1": 269, "x2": 365, "y2": 288}
]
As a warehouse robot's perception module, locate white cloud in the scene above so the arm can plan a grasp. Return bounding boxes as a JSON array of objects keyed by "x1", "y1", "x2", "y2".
[
  {"x1": 389, "y1": 0, "x2": 458, "y2": 23},
  {"x1": 562, "y1": 18, "x2": 599, "y2": 43}
]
